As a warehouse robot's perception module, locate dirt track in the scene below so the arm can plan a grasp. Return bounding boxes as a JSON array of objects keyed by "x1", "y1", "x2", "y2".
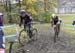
[{"x1": 15, "y1": 26, "x2": 75, "y2": 53}]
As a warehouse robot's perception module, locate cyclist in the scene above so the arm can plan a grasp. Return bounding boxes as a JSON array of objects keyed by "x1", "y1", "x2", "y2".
[
  {"x1": 19, "y1": 10, "x2": 33, "y2": 39},
  {"x1": 0, "y1": 13, "x2": 5, "y2": 53},
  {"x1": 72, "y1": 20, "x2": 75, "y2": 25},
  {"x1": 51, "y1": 14, "x2": 62, "y2": 38}
]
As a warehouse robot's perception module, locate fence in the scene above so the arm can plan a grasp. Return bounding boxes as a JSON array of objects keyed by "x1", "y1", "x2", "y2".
[{"x1": 0, "y1": 24, "x2": 19, "y2": 43}]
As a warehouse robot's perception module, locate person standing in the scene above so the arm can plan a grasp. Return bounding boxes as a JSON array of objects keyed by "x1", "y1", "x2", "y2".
[{"x1": 0, "y1": 13, "x2": 5, "y2": 53}]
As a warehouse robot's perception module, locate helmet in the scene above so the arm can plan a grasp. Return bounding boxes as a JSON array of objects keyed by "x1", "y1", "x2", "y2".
[
  {"x1": 20, "y1": 10, "x2": 26, "y2": 14},
  {"x1": 0, "y1": 13, "x2": 3, "y2": 16},
  {"x1": 52, "y1": 14, "x2": 55, "y2": 18}
]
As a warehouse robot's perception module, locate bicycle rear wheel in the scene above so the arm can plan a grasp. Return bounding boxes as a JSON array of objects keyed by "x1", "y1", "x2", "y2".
[
  {"x1": 32, "y1": 28, "x2": 38, "y2": 41},
  {"x1": 18, "y1": 29, "x2": 29, "y2": 46}
]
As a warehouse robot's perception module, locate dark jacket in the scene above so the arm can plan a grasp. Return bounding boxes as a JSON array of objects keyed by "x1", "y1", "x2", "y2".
[
  {"x1": 20, "y1": 14, "x2": 32, "y2": 26},
  {"x1": 0, "y1": 16, "x2": 3, "y2": 26}
]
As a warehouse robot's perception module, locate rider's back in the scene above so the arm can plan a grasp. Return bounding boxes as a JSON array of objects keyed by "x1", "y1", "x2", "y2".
[
  {"x1": 52, "y1": 16, "x2": 59, "y2": 25},
  {"x1": 20, "y1": 14, "x2": 31, "y2": 24}
]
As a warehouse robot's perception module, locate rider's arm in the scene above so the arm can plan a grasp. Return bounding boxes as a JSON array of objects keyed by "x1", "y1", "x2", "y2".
[
  {"x1": 59, "y1": 17, "x2": 62, "y2": 23},
  {"x1": 50, "y1": 17, "x2": 54, "y2": 27},
  {"x1": 19, "y1": 16, "x2": 23, "y2": 27},
  {"x1": 30, "y1": 16, "x2": 32, "y2": 21},
  {"x1": 57, "y1": 17, "x2": 62, "y2": 24}
]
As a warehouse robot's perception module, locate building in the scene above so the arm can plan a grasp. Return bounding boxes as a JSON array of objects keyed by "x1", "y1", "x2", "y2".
[{"x1": 56, "y1": 0, "x2": 75, "y2": 14}]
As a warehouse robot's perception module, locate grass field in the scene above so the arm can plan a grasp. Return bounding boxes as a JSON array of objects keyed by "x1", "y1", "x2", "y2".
[
  {"x1": 59, "y1": 14, "x2": 75, "y2": 24},
  {"x1": 59, "y1": 14, "x2": 75, "y2": 37}
]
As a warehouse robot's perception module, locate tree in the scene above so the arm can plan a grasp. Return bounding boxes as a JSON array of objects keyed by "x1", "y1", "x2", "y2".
[{"x1": 0, "y1": 0, "x2": 57, "y2": 23}]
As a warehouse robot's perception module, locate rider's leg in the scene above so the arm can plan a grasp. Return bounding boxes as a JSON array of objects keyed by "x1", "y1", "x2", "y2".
[
  {"x1": 0, "y1": 30, "x2": 5, "y2": 49},
  {"x1": 28, "y1": 23, "x2": 33, "y2": 39},
  {"x1": 56, "y1": 25, "x2": 59, "y2": 38},
  {"x1": 54, "y1": 27, "x2": 57, "y2": 42},
  {"x1": 56, "y1": 24, "x2": 60, "y2": 38},
  {"x1": 24, "y1": 24, "x2": 26, "y2": 31}
]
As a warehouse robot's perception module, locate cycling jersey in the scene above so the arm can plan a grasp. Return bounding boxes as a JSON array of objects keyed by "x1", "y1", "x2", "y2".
[
  {"x1": 19, "y1": 14, "x2": 33, "y2": 38},
  {"x1": 0, "y1": 16, "x2": 3, "y2": 26},
  {"x1": 52, "y1": 16, "x2": 62, "y2": 25},
  {"x1": 20, "y1": 14, "x2": 32, "y2": 25}
]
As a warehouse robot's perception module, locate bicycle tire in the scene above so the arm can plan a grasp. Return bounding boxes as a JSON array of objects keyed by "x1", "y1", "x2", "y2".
[
  {"x1": 32, "y1": 28, "x2": 38, "y2": 41},
  {"x1": 18, "y1": 29, "x2": 29, "y2": 46},
  {"x1": 54, "y1": 26, "x2": 58, "y2": 43}
]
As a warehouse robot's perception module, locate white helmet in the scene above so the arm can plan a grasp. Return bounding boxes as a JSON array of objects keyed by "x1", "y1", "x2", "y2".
[
  {"x1": 52, "y1": 14, "x2": 55, "y2": 18},
  {"x1": 20, "y1": 10, "x2": 26, "y2": 15},
  {"x1": 20, "y1": 10, "x2": 26, "y2": 13},
  {"x1": 0, "y1": 13, "x2": 3, "y2": 16}
]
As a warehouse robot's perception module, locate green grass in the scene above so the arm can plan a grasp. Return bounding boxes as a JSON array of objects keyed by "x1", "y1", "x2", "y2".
[
  {"x1": 59, "y1": 14, "x2": 75, "y2": 24},
  {"x1": 59, "y1": 14, "x2": 75, "y2": 37}
]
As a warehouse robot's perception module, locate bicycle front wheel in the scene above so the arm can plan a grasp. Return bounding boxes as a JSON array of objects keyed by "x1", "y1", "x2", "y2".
[{"x1": 18, "y1": 29, "x2": 29, "y2": 46}]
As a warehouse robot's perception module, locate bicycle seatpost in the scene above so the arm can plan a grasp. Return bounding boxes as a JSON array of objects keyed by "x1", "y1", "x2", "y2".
[{"x1": 9, "y1": 41, "x2": 15, "y2": 53}]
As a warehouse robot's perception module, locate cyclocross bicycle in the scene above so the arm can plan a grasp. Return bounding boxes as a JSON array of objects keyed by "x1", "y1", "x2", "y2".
[{"x1": 18, "y1": 23, "x2": 38, "y2": 46}]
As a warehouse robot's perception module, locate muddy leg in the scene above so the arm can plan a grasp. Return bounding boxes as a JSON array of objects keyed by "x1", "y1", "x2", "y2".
[{"x1": 54, "y1": 27, "x2": 57, "y2": 43}]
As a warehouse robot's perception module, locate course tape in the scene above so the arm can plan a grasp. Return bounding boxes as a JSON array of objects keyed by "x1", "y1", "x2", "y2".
[
  {"x1": 0, "y1": 24, "x2": 19, "y2": 38},
  {"x1": 0, "y1": 24, "x2": 16, "y2": 29},
  {"x1": 61, "y1": 23, "x2": 75, "y2": 30},
  {"x1": 0, "y1": 23, "x2": 75, "y2": 38}
]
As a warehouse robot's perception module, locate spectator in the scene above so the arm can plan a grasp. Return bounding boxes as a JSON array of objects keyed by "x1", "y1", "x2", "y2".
[
  {"x1": 72, "y1": 20, "x2": 75, "y2": 25},
  {"x1": 0, "y1": 13, "x2": 5, "y2": 53}
]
